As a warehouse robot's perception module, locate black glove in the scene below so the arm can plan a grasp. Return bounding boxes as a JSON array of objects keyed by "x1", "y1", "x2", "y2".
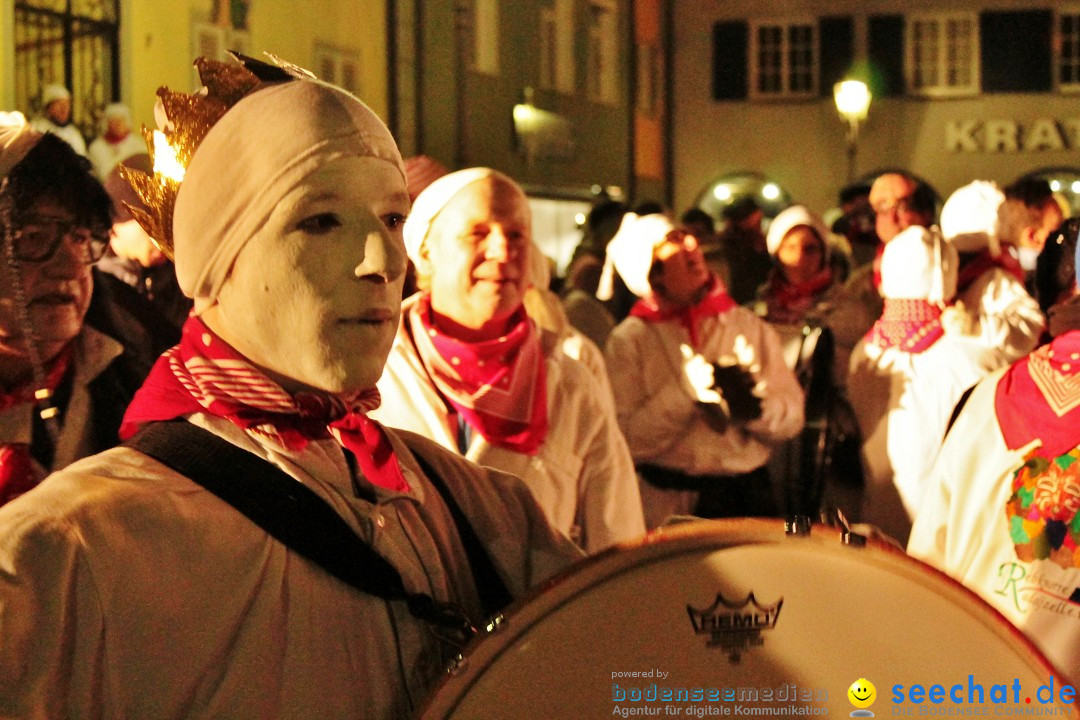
[{"x1": 712, "y1": 362, "x2": 762, "y2": 422}]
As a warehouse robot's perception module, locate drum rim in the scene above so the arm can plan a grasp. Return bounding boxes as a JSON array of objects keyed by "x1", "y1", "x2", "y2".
[{"x1": 420, "y1": 518, "x2": 1074, "y2": 718}]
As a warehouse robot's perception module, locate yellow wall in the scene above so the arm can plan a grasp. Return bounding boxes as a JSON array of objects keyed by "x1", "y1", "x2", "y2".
[{"x1": 122, "y1": 0, "x2": 389, "y2": 131}]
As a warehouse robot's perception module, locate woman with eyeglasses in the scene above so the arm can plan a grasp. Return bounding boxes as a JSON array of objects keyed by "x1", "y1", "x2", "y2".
[{"x1": 0, "y1": 113, "x2": 140, "y2": 506}]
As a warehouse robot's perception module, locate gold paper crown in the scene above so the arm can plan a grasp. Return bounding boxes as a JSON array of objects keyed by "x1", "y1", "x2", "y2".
[{"x1": 120, "y1": 52, "x2": 317, "y2": 259}]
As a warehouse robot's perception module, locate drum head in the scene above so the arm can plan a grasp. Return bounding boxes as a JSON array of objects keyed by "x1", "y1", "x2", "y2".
[{"x1": 421, "y1": 519, "x2": 1077, "y2": 719}]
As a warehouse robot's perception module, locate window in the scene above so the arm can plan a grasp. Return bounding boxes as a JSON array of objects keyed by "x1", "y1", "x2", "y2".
[
  {"x1": 749, "y1": 20, "x2": 817, "y2": 99},
  {"x1": 472, "y1": 0, "x2": 499, "y2": 75},
  {"x1": 587, "y1": 0, "x2": 619, "y2": 104},
  {"x1": 539, "y1": 0, "x2": 574, "y2": 93},
  {"x1": 1058, "y1": 9, "x2": 1080, "y2": 91},
  {"x1": 315, "y1": 44, "x2": 361, "y2": 95},
  {"x1": 906, "y1": 13, "x2": 979, "y2": 96}
]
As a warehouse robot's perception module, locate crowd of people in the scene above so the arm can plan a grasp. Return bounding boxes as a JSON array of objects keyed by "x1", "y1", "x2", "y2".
[{"x1": 0, "y1": 54, "x2": 1076, "y2": 715}]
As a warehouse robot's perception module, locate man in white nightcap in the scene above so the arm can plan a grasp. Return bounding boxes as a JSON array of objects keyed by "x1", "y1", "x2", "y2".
[
  {"x1": 602, "y1": 212, "x2": 804, "y2": 529},
  {"x1": 29, "y1": 83, "x2": 87, "y2": 157},
  {"x1": 87, "y1": 102, "x2": 146, "y2": 180},
  {"x1": 373, "y1": 167, "x2": 645, "y2": 554},
  {"x1": 909, "y1": 229, "x2": 1080, "y2": 685},
  {"x1": 0, "y1": 56, "x2": 579, "y2": 719},
  {"x1": 848, "y1": 225, "x2": 1005, "y2": 544},
  {"x1": 940, "y1": 180, "x2": 1045, "y2": 364}
]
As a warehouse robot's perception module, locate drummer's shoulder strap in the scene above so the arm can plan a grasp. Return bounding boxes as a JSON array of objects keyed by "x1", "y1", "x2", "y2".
[{"x1": 123, "y1": 420, "x2": 511, "y2": 628}]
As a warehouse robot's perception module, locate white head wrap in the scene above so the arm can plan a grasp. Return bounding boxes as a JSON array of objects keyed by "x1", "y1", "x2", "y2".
[
  {"x1": 172, "y1": 79, "x2": 405, "y2": 309},
  {"x1": 102, "y1": 102, "x2": 131, "y2": 124},
  {"x1": 0, "y1": 112, "x2": 42, "y2": 182},
  {"x1": 596, "y1": 212, "x2": 676, "y2": 300},
  {"x1": 940, "y1": 180, "x2": 1004, "y2": 256},
  {"x1": 402, "y1": 167, "x2": 512, "y2": 265},
  {"x1": 41, "y1": 83, "x2": 71, "y2": 107},
  {"x1": 879, "y1": 225, "x2": 958, "y2": 303},
  {"x1": 765, "y1": 205, "x2": 831, "y2": 257}
]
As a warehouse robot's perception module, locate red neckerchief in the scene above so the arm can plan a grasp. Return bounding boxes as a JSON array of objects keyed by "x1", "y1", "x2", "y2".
[
  {"x1": 121, "y1": 317, "x2": 408, "y2": 492},
  {"x1": 408, "y1": 294, "x2": 548, "y2": 456},
  {"x1": 0, "y1": 343, "x2": 74, "y2": 506},
  {"x1": 629, "y1": 275, "x2": 736, "y2": 349},
  {"x1": 103, "y1": 130, "x2": 128, "y2": 144},
  {"x1": 872, "y1": 242, "x2": 886, "y2": 290},
  {"x1": 995, "y1": 330, "x2": 1080, "y2": 458},
  {"x1": 957, "y1": 249, "x2": 1025, "y2": 294},
  {"x1": 864, "y1": 298, "x2": 945, "y2": 353},
  {"x1": 762, "y1": 266, "x2": 834, "y2": 325}
]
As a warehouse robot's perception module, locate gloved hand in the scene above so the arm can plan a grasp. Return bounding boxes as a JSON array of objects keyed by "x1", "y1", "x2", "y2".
[
  {"x1": 712, "y1": 361, "x2": 763, "y2": 422},
  {"x1": 680, "y1": 345, "x2": 722, "y2": 404}
]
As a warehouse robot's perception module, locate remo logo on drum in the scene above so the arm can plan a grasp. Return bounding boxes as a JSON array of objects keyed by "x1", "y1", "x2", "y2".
[{"x1": 686, "y1": 591, "x2": 783, "y2": 663}]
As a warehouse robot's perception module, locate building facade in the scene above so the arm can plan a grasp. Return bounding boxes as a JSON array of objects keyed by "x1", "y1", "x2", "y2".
[{"x1": 673, "y1": 0, "x2": 1080, "y2": 219}]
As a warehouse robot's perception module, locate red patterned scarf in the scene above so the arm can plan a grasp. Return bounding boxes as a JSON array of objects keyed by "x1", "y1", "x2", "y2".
[
  {"x1": 630, "y1": 275, "x2": 736, "y2": 349},
  {"x1": 121, "y1": 317, "x2": 408, "y2": 492},
  {"x1": 761, "y1": 266, "x2": 835, "y2": 325},
  {"x1": 408, "y1": 294, "x2": 548, "y2": 455},
  {"x1": 864, "y1": 298, "x2": 945, "y2": 353},
  {"x1": 956, "y1": 249, "x2": 1025, "y2": 294},
  {"x1": 995, "y1": 330, "x2": 1080, "y2": 459},
  {"x1": 0, "y1": 344, "x2": 74, "y2": 506}
]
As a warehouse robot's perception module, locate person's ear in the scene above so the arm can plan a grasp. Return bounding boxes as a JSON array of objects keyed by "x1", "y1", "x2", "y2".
[{"x1": 413, "y1": 236, "x2": 435, "y2": 279}]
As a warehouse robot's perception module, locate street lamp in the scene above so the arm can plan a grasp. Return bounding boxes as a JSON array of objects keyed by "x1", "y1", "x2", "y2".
[{"x1": 833, "y1": 79, "x2": 872, "y2": 183}]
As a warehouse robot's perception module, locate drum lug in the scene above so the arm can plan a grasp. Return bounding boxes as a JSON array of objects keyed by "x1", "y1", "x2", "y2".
[
  {"x1": 447, "y1": 653, "x2": 469, "y2": 675},
  {"x1": 784, "y1": 515, "x2": 812, "y2": 536},
  {"x1": 483, "y1": 614, "x2": 505, "y2": 634}
]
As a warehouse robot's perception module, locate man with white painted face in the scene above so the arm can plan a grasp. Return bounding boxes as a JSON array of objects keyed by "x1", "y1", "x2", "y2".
[
  {"x1": 373, "y1": 168, "x2": 645, "y2": 554},
  {"x1": 0, "y1": 57, "x2": 579, "y2": 718}
]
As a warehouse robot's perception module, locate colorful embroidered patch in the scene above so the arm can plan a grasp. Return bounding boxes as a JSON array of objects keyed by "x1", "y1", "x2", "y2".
[{"x1": 1007, "y1": 447, "x2": 1080, "y2": 569}]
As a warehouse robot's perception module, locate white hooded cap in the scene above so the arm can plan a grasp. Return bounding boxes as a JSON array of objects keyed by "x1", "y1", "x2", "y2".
[
  {"x1": 596, "y1": 212, "x2": 676, "y2": 300},
  {"x1": 0, "y1": 112, "x2": 42, "y2": 181},
  {"x1": 41, "y1": 83, "x2": 71, "y2": 107},
  {"x1": 765, "y1": 205, "x2": 831, "y2": 258},
  {"x1": 880, "y1": 225, "x2": 958, "y2": 303},
  {"x1": 940, "y1": 180, "x2": 1004, "y2": 256},
  {"x1": 402, "y1": 167, "x2": 505, "y2": 266}
]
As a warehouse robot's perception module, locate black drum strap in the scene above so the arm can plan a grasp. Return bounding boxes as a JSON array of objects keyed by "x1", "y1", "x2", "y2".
[{"x1": 124, "y1": 420, "x2": 510, "y2": 640}]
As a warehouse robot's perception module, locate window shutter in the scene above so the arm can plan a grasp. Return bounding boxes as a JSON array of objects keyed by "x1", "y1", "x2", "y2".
[
  {"x1": 981, "y1": 10, "x2": 1052, "y2": 93},
  {"x1": 868, "y1": 15, "x2": 904, "y2": 97},
  {"x1": 819, "y1": 16, "x2": 854, "y2": 98},
  {"x1": 713, "y1": 20, "x2": 748, "y2": 100}
]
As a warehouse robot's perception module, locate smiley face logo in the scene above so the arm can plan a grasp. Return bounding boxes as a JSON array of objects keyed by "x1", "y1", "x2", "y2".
[{"x1": 848, "y1": 678, "x2": 876, "y2": 715}]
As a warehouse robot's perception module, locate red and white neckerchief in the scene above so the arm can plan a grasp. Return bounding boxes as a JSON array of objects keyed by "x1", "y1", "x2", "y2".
[
  {"x1": 995, "y1": 329, "x2": 1080, "y2": 459},
  {"x1": 121, "y1": 316, "x2": 408, "y2": 492},
  {"x1": 0, "y1": 343, "x2": 74, "y2": 506},
  {"x1": 629, "y1": 274, "x2": 736, "y2": 350},
  {"x1": 864, "y1": 298, "x2": 945, "y2": 354},
  {"x1": 408, "y1": 293, "x2": 548, "y2": 456}
]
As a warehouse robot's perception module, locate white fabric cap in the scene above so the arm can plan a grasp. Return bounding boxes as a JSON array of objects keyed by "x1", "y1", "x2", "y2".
[
  {"x1": 103, "y1": 103, "x2": 131, "y2": 122},
  {"x1": 596, "y1": 212, "x2": 676, "y2": 300},
  {"x1": 879, "y1": 225, "x2": 958, "y2": 303},
  {"x1": 172, "y1": 79, "x2": 405, "y2": 307},
  {"x1": 402, "y1": 167, "x2": 506, "y2": 265},
  {"x1": 42, "y1": 83, "x2": 71, "y2": 106},
  {"x1": 940, "y1": 180, "x2": 1004, "y2": 256},
  {"x1": 0, "y1": 111, "x2": 42, "y2": 181},
  {"x1": 765, "y1": 205, "x2": 830, "y2": 257}
]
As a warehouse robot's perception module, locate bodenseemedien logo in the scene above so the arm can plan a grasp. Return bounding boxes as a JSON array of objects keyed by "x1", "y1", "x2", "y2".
[{"x1": 849, "y1": 678, "x2": 877, "y2": 717}]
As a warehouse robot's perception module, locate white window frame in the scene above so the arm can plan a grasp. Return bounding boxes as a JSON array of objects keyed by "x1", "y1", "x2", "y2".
[
  {"x1": 586, "y1": 0, "x2": 619, "y2": 105},
  {"x1": 748, "y1": 18, "x2": 818, "y2": 100},
  {"x1": 539, "y1": 0, "x2": 575, "y2": 94},
  {"x1": 1056, "y1": 7, "x2": 1080, "y2": 93},
  {"x1": 905, "y1": 12, "x2": 980, "y2": 97},
  {"x1": 471, "y1": 0, "x2": 499, "y2": 76},
  {"x1": 314, "y1": 44, "x2": 361, "y2": 95}
]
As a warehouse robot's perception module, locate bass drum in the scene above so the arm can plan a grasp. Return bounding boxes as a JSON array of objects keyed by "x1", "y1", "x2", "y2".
[{"x1": 420, "y1": 519, "x2": 1076, "y2": 719}]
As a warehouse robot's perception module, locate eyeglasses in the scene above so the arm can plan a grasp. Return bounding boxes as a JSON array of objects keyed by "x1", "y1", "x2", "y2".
[
  {"x1": 10, "y1": 214, "x2": 109, "y2": 265},
  {"x1": 872, "y1": 195, "x2": 915, "y2": 216}
]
